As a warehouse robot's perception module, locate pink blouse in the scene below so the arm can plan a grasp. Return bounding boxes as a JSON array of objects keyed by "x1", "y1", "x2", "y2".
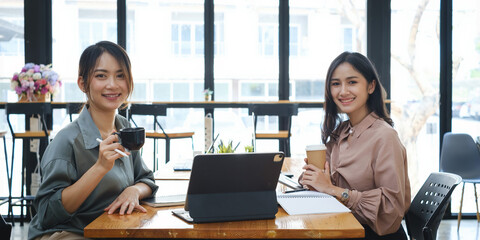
[{"x1": 326, "y1": 112, "x2": 411, "y2": 236}]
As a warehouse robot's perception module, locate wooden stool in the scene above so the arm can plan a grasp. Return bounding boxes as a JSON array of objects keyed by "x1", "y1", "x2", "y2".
[
  {"x1": 248, "y1": 103, "x2": 298, "y2": 157},
  {"x1": 128, "y1": 104, "x2": 194, "y2": 171}
]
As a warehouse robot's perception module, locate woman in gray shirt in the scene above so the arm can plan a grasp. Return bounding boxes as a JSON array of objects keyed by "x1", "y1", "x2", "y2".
[{"x1": 28, "y1": 41, "x2": 158, "y2": 240}]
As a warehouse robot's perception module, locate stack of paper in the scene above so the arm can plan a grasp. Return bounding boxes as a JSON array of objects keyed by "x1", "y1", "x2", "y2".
[
  {"x1": 277, "y1": 190, "x2": 350, "y2": 215},
  {"x1": 141, "y1": 194, "x2": 186, "y2": 207}
]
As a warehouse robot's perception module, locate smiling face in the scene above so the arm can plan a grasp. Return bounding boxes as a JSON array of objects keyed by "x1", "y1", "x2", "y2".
[
  {"x1": 330, "y1": 62, "x2": 376, "y2": 126},
  {"x1": 78, "y1": 52, "x2": 129, "y2": 113}
]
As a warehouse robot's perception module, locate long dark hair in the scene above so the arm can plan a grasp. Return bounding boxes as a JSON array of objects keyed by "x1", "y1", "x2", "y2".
[
  {"x1": 322, "y1": 52, "x2": 392, "y2": 144},
  {"x1": 78, "y1": 41, "x2": 133, "y2": 106}
]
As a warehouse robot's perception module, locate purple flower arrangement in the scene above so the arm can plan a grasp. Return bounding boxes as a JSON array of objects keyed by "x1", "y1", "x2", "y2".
[{"x1": 11, "y1": 63, "x2": 62, "y2": 101}]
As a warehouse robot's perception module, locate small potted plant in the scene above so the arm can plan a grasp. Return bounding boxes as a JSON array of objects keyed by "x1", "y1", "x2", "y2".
[
  {"x1": 244, "y1": 145, "x2": 254, "y2": 153},
  {"x1": 215, "y1": 139, "x2": 240, "y2": 153},
  {"x1": 203, "y1": 88, "x2": 213, "y2": 101}
]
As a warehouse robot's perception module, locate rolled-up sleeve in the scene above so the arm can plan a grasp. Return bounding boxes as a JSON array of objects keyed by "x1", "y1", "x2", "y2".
[
  {"x1": 344, "y1": 128, "x2": 409, "y2": 235},
  {"x1": 34, "y1": 158, "x2": 78, "y2": 229}
]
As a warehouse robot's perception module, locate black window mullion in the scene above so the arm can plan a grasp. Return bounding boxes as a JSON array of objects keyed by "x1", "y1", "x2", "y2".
[
  {"x1": 439, "y1": 0, "x2": 452, "y2": 151},
  {"x1": 24, "y1": 0, "x2": 52, "y2": 64},
  {"x1": 278, "y1": 0, "x2": 289, "y2": 154},
  {"x1": 117, "y1": 0, "x2": 127, "y2": 49},
  {"x1": 439, "y1": 0, "x2": 453, "y2": 217},
  {"x1": 366, "y1": 0, "x2": 391, "y2": 100},
  {"x1": 205, "y1": 0, "x2": 214, "y2": 99},
  {"x1": 279, "y1": 0, "x2": 289, "y2": 101},
  {"x1": 205, "y1": 0, "x2": 215, "y2": 136}
]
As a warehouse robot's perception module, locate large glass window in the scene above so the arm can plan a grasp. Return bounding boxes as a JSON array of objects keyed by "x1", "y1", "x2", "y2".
[
  {"x1": 0, "y1": 0, "x2": 24, "y2": 218},
  {"x1": 52, "y1": 0, "x2": 117, "y2": 102},
  {"x1": 288, "y1": 1, "x2": 366, "y2": 157},
  {"x1": 289, "y1": 0, "x2": 366, "y2": 103},
  {"x1": 214, "y1": 0, "x2": 279, "y2": 102},
  {"x1": 127, "y1": 0, "x2": 204, "y2": 163},
  {"x1": 0, "y1": 0, "x2": 24, "y2": 102},
  {"x1": 212, "y1": 0, "x2": 278, "y2": 152},
  {"x1": 451, "y1": 0, "x2": 480, "y2": 215},
  {"x1": 391, "y1": 0, "x2": 440, "y2": 196}
]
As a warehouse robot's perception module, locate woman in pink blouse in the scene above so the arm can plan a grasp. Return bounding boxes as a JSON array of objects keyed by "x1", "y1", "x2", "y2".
[{"x1": 300, "y1": 52, "x2": 411, "y2": 239}]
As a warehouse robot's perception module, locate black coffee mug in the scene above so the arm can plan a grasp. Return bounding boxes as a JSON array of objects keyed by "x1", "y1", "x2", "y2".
[{"x1": 114, "y1": 127, "x2": 145, "y2": 151}]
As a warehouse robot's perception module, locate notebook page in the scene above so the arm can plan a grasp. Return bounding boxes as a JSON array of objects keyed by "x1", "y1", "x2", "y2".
[{"x1": 277, "y1": 191, "x2": 350, "y2": 215}]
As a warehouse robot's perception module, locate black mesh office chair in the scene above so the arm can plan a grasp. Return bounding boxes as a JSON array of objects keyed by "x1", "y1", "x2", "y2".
[
  {"x1": 405, "y1": 172, "x2": 462, "y2": 240},
  {"x1": 6, "y1": 102, "x2": 52, "y2": 226},
  {"x1": 128, "y1": 104, "x2": 194, "y2": 170},
  {"x1": 248, "y1": 103, "x2": 298, "y2": 157}
]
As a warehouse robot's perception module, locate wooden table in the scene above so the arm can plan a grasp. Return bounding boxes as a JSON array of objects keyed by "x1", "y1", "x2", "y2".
[{"x1": 84, "y1": 158, "x2": 364, "y2": 239}]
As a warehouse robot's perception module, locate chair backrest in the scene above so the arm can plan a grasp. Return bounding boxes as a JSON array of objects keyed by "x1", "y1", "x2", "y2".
[
  {"x1": 248, "y1": 103, "x2": 299, "y2": 117},
  {"x1": 440, "y1": 132, "x2": 480, "y2": 180},
  {"x1": 66, "y1": 102, "x2": 85, "y2": 122},
  {"x1": 6, "y1": 102, "x2": 52, "y2": 138},
  {"x1": 248, "y1": 103, "x2": 299, "y2": 134},
  {"x1": 405, "y1": 172, "x2": 462, "y2": 240},
  {"x1": 128, "y1": 104, "x2": 168, "y2": 133},
  {"x1": 0, "y1": 214, "x2": 12, "y2": 240}
]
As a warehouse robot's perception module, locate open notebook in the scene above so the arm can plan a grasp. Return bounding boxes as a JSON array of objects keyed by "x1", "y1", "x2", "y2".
[{"x1": 277, "y1": 190, "x2": 350, "y2": 215}]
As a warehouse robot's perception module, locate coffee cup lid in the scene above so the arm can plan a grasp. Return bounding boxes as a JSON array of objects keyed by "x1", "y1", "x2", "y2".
[{"x1": 305, "y1": 144, "x2": 326, "y2": 151}]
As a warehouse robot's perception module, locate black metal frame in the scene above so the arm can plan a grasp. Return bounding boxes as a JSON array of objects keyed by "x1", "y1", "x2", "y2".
[
  {"x1": 5, "y1": 103, "x2": 52, "y2": 226},
  {"x1": 20, "y1": 0, "x2": 459, "y2": 218},
  {"x1": 248, "y1": 103, "x2": 298, "y2": 157},
  {"x1": 128, "y1": 104, "x2": 194, "y2": 170}
]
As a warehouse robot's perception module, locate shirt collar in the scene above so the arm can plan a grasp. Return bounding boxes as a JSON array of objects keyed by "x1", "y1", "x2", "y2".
[
  {"x1": 76, "y1": 106, "x2": 123, "y2": 150},
  {"x1": 342, "y1": 112, "x2": 380, "y2": 139}
]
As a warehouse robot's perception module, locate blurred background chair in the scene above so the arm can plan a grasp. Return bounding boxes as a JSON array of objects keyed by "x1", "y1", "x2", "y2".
[
  {"x1": 66, "y1": 102, "x2": 85, "y2": 122},
  {"x1": 440, "y1": 132, "x2": 480, "y2": 229},
  {"x1": 0, "y1": 131, "x2": 12, "y2": 223},
  {"x1": 248, "y1": 103, "x2": 298, "y2": 157},
  {"x1": 405, "y1": 172, "x2": 462, "y2": 240},
  {"x1": 128, "y1": 104, "x2": 194, "y2": 170},
  {"x1": 0, "y1": 213, "x2": 12, "y2": 240},
  {"x1": 6, "y1": 102, "x2": 52, "y2": 226}
]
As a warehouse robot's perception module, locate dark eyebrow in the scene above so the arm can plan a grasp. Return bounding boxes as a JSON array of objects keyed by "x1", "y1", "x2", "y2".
[
  {"x1": 93, "y1": 69, "x2": 123, "y2": 73},
  {"x1": 331, "y1": 76, "x2": 359, "y2": 81}
]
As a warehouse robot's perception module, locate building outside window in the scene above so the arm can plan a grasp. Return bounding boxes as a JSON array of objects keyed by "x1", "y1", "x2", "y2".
[
  {"x1": 258, "y1": 23, "x2": 276, "y2": 56},
  {"x1": 214, "y1": 13, "x2": 225, "y2": 56},
  {"x1": 171, "y1": 12, "x2": 204, "y2": 57}
]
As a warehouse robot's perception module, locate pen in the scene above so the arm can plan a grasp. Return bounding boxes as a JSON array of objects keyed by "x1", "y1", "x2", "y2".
[
  {"x1": 95, "y1": 138, "x2": 128, "y2": 158},
  {"x1": 284, "y1": 188, "x2": 309, "y2": 194}
]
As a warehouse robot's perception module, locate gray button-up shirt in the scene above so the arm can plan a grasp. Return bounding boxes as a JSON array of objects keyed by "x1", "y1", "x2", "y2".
[{"x1": 28, "y1": 107, "x2": 158, "y2": 239}]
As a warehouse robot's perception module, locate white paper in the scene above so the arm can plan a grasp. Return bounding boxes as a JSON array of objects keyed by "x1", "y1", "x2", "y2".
[{"x1": 277, "y1": 191, "x2": 350, "y2": 215}]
